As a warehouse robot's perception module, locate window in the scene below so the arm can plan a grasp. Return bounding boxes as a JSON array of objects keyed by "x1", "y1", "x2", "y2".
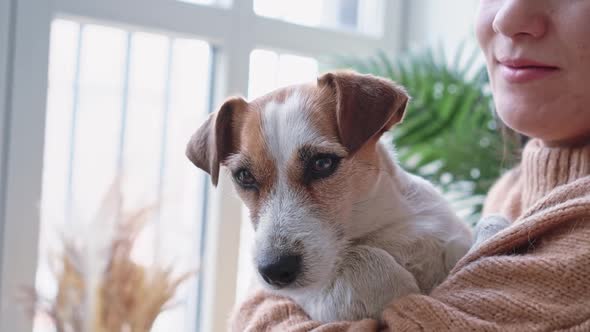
[
  {"x1": 248, "y1": 49, "x2": 319, "y2": 99},
  {"x1": 0, "y1": 1, "x2": 402, "y2": 331},
  {"x1": 36, "y1": 19, "x2": 212, "y2": 331},
  {"x1": 254, "y1": 0, "x2": 384, "y2": 37}
]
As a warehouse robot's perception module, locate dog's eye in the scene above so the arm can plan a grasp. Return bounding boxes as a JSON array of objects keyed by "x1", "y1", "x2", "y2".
[
  {"x1": 307, "y1": 154, "x2": 341, "y2": 180},
  {"x1": 313, "y1": 157, "x2": 334, "y2": 172},
  {"x1": 234, "y1": 169, "x2": 257, "y2": 189}
]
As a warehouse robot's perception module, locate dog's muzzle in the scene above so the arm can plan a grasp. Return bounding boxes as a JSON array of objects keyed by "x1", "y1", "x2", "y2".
[{"x1": 257, "y1": 253, "x2": 302, "y2": 287}]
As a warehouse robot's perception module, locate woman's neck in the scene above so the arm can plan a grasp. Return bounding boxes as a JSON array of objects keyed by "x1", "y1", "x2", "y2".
[
  {"x1": 519, "y1": 139, "x2": 590, "y2": 213},
  {"x1": 541, "y1": 132, "x2": 590, "y2": 148}
]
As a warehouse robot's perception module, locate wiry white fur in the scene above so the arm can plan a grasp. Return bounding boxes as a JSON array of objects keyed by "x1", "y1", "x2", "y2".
[
  {"x1": 255, "y1": 91, "x2": 342, "y2": 292},
  {"x1": 249, "y1": 91, "x2": 473, "y2": 322},
  {"x1": 254, "y1": 183, "x2": 342, "y2": 290},
  {"x1": 260, "y1": 91, "x2": 322, "y2": 166}
]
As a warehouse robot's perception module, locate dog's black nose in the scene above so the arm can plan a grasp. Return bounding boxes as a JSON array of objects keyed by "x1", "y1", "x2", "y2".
[{"x1": 258, "y1": 254, "x2": 302, "y2": 287}]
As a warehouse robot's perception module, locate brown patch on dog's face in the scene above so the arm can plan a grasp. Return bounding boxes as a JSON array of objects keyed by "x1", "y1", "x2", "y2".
[
  {"x1": 223, "y1": 110, "x2": 275, "y2": 226},
  {"x1": 307, "y1": 94, "x2": 392, "y2": 233}
]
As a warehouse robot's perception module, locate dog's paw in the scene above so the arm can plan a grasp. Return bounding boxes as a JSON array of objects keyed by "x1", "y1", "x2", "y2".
[
  {"x1": 304, "y1": 245, "x2": 420, "y2": 322},
  {"x1": 469, "y1": 214, "x2": 510, "y2": 253}
]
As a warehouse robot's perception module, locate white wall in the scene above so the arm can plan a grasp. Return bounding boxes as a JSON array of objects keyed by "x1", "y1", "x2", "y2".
[
  {"x1": 0, "y1": 0, "x2": 11, "y2": 135},
  {"x1": 404, "y1": 0, "x2": 480, "y2": 57},
  {"x1": 0, "y1": 0, "x2": 11, "y2": 174},
  {"x1": 0, "y1": 0, "x2": 13, "y2": 302},
  {"x1": 0, "y1": 0, "x2": 51, "y2": 329}
]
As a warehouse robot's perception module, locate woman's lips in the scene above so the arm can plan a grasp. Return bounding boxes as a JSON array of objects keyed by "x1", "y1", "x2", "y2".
[{"x1": 497, "y1": 58, "x2": 560, "y2": 83}]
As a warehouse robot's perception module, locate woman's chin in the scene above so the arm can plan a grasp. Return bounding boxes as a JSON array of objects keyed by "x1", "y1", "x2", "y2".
[{"x1": 496, "y1": 106, "x2": 537, "y2": 134}]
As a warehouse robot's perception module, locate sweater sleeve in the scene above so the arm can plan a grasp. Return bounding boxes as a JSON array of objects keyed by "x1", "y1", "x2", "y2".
[
  {"x1": 230, "y1": 214, "x2": 590, "y2": 332},
  {"x1": 230, "y1": 292, "x2": 379, "y2": 332}
]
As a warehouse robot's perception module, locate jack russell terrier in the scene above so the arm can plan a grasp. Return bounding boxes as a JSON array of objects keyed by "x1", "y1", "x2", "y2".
[{"x1": 186, "y1": 71, "x2": 473, "y2": 322}]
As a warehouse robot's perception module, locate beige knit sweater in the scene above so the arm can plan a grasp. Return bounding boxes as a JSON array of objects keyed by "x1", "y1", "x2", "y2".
[{"x1": 230, "y1": 139, "x2": 590, "y2": 332}]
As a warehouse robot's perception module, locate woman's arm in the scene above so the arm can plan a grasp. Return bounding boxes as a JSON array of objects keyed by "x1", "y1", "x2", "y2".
[
  {"x1": 230, "y1": 215, "x2": 508, "y2": 331},
  {"x1": 231, "y1": 291, "x2": 379, "y2": 332},
  {"x1": 231, "y1": 210, "x2": 590, "y2": 332}
]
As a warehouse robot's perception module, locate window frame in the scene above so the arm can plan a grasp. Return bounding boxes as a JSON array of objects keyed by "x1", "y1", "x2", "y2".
[{"x1": 0, "y1": 0, "x2": 406, "y2": 331}]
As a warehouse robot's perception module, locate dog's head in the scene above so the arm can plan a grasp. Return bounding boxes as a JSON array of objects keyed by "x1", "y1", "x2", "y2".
[{"x1": 186, "y1": 71, "x2": 409, "y2": 292}]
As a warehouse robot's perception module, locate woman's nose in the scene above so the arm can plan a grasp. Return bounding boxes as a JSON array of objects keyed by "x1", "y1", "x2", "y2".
[{"x1": 492, "y1": 0, "x2": 549, "y2": 39}]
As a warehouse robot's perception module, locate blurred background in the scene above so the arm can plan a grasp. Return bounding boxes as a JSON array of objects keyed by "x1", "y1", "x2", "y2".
[{"x1": 0, "y1": 0, "x2": 519, "y2": 331}]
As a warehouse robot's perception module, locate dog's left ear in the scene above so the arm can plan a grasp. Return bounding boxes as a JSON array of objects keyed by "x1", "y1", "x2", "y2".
[
  {"x1": 317, "y1": 71, "x2": 409, "y2": 154},
  {"x1": 185, "y1": 97, "x2": 248, "y2": 186}
]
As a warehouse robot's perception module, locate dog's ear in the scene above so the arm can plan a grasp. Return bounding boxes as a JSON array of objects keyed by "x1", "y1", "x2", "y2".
[
  {"x1": 317, "y1": 71, "x2": 409, "y2": 154},
  {"x1": 185, "y1": 97, "x2": 248, "y2": 186}
]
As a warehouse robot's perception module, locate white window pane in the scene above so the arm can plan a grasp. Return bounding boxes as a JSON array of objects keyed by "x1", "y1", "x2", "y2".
[
  {"x1": 277, "y1": 54, "x2": 319, "y2": 87},
  {"x1": 253, "y1": 0, "x2": 384, "y2": 36},
  {"x1": 47, "y1": 20, "x2": 79, "y2": 86},
  {"x1": 121, "y1": 32, "x2": 170, "y2": 269},
  {"x1": 160, "y1": 38, "x2": 210, "y2": 272},
  {"x1": 78, "y1": 25, "x2": 127, "y2": 90},
  {"x1": 36, "y1": 20, "x2": 211, "y2": 332},
  {"x1": 255, "y1": 0, "x2": 324, "y2": 26},
  {"x1": 122, "y1": 32, "x2": 169, "y2": 215},
  {"x1": 36, "y1": 19, "x2": 80, "y2": 314},
  {"x1": 248, "y1": 49, "x2": 279, "y2": 99},
  {"x1": 72, "y1": 24, "x2": 127, "y2": 222},
  {"x1": 248, "y1": 50, "x2": 318, "y2": 100},
  {"x1": 152, "y1": 38, "x2": 211, "y2": 332}
]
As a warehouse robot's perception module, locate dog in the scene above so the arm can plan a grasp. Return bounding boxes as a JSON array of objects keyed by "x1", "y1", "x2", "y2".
[{"x1": 185, "y1": 71, "x2": 473, "y2": 322}]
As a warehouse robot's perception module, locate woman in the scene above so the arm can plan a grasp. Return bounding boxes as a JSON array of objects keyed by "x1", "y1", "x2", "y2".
[{"x1": 232, "y1": 0, "x2": 590, "y2": 330}]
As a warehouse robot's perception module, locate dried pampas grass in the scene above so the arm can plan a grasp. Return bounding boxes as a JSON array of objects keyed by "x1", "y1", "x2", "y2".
[{"x1": 22, "y1": 181, "x2": 195, "y2": 332}]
